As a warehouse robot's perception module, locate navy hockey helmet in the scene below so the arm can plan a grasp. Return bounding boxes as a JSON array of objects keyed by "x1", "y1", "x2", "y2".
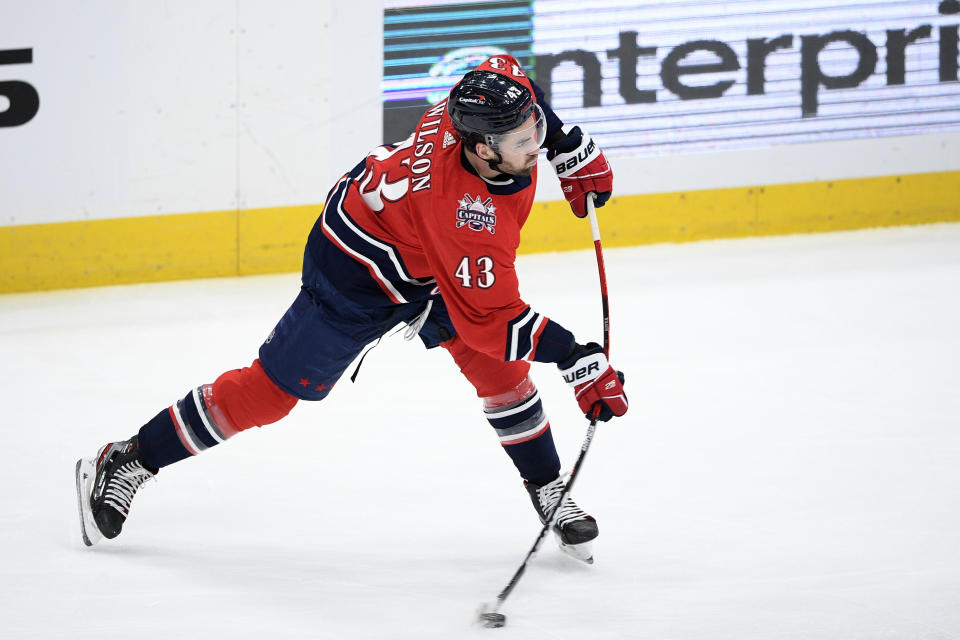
[{"x1": 449, "y1": 69, "x2": 545, "y2": 158}]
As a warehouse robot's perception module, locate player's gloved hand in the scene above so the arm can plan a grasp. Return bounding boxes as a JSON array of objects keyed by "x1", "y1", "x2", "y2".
[
  {"x1": 558, "y1": 342, "x2": 628, "y2": 422},
  {"x1": 546, "y1": 126, "x2": 613, "y2": 218}
]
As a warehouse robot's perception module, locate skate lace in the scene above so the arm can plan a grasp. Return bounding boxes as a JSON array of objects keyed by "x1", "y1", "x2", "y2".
[
  {"x1": 103, "y1": 461, "x2": 154, "y2": 516},
  {"x1": 538, "y1": 478, "x2": 589, "y2": 528}
]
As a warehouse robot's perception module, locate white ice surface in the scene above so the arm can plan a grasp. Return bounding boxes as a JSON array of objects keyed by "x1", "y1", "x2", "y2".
[{"x1": 1, "y1": 224, "x2": 959, "y2": 639}]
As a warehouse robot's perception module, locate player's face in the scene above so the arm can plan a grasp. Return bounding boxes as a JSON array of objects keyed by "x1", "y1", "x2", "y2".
[
  {"x1": 495, "y1": 115, "x2": 542, "y2": 176},
  {"x1": 480, "y1": 104, "x2": 546, "y2": 177}
]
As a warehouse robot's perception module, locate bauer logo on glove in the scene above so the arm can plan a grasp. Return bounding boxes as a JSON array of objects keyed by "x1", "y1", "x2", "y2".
[
  {"x1": 562, "y1": 357, "x2": 602, "y2": 383},
  {"x1": 557, "y1": 343, "x2": 628, "y2": 422},
  {"x1": 553, "y1": 138, "x2": 597, "y2": 174}
]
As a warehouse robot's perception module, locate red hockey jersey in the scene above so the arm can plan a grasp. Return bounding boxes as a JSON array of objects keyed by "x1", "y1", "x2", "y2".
[{"x1": 308, "y1": 56, "x2": 573, "y2": 364}]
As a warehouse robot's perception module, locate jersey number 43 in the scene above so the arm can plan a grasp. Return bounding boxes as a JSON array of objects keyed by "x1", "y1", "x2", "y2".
[{"x1": 455, "y1": 256, "x2": 495, "y2": 289}]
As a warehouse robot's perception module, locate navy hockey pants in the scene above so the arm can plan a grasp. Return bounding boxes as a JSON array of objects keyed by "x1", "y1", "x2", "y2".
[{"x1": 258, "y1": 250, "x2": 452, "y2": 401}]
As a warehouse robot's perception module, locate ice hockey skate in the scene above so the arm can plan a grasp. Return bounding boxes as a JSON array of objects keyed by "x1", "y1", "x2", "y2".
[
  {"x1": 75, "y1": 436, "x2": 156, "y2": 546},
  {"x1": 525, "y1": 476, "x2": 598, "y2": 564}
]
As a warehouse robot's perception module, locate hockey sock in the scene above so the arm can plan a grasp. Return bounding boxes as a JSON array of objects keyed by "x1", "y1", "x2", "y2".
[
  {"x1": 138, "y1": 359, "x2": 297, "y2": 470},
  {"x1": 483, "y1": 379, "x2": 561, "y2": 486},
  {"x1": 137, "y1": 386, "x2": 233, "y2": 469}
]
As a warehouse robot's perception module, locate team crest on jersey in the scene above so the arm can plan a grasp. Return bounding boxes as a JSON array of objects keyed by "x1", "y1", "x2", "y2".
[{"x1": 456, "y1": 194, "x2": 497, "y2": 234}]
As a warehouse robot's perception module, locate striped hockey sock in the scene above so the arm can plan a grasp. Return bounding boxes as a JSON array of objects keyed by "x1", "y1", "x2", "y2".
[
  {"x1": 137, "y1": 385, "x2": 240, "y2": 469},
  {"x1": 483, "y1": 382, "x2": 561, "y2": 486},
  {"x1": 135, "y1": 359, "x2": 298, "y2": 470}
]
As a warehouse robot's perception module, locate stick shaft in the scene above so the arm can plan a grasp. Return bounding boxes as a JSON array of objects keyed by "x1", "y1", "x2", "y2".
[{"x1": 586, "y1": 195, "x2": 610, "y2": 357}]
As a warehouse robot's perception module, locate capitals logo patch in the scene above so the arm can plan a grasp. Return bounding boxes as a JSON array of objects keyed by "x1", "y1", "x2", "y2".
[{"x1": 456, "y1": 194, "x2": 497, "y2": 234}]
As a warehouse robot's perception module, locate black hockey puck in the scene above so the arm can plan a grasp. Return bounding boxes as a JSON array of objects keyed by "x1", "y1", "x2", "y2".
[{"x1": 479, "y1": 612, "x2": 507, "y2": 628}]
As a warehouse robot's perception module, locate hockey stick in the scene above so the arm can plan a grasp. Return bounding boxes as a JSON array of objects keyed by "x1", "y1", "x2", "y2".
[
  {"x1": 477, "y1": 194, "x2": 609, "y2": 628},
  {"x1": 586, "y1": 193, "x2": 611, "y2": 356}
]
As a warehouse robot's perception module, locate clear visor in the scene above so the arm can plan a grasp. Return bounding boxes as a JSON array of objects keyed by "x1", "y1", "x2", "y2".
[{"x1": 483, "y1": 103, "x2": 546, "y2": 156}]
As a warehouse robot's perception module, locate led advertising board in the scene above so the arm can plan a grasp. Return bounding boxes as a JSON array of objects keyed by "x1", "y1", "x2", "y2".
[{"x1": 383, "y1": 0, "x2": 960, "y2": 156}]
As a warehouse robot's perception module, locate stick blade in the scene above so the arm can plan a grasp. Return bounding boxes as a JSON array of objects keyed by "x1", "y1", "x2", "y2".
[{"x1": 475, "y1": 603, "x2": 507, "y2": 628}]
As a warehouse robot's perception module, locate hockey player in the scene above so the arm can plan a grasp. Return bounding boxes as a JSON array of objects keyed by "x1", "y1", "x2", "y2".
[{"x1": 75, "y1": 55, "x2": 627, "y2": 562}]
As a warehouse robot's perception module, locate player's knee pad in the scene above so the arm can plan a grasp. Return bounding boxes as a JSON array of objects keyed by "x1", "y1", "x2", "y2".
[
  {"x1": 443, "y1": 336, "x2": 531, "y2": 398},
  {"x1": 208, "y1": 359, "x2": 298, "y2": 434}
]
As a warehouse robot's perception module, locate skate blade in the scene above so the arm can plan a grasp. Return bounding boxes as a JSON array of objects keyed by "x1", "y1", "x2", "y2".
[
  {"x1": 554, "y1": 533, "x2": 594, "y2": 564},
  {"x1": 74, "y1": 458, "x2": 102, "y2": 547}
]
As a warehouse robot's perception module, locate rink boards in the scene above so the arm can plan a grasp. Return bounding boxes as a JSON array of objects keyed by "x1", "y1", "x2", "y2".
[{"x1": 2, "y1": 169, "x2": 958, "y2": 293}]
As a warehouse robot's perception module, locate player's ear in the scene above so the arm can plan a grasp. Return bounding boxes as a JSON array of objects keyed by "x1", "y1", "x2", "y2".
[{"x1": 475, "y1": 142, "x2": 496, "y2": 161}]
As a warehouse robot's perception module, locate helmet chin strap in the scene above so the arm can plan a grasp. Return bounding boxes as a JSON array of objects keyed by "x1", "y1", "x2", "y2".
[
  {"x1": 486, "y1": 151, "x2": 505, "y2": 174},
  {"x1": 468, "y1": 144, "x2": 511, "y2": 176}
]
